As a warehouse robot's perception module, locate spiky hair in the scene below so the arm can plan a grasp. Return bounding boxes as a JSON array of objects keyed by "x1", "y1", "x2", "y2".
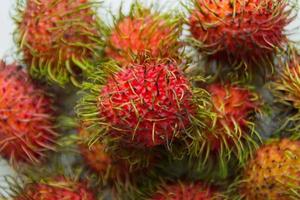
[
  {"x1": 185, "y1": 0, "x2": 297, "y2": 79},
  {"x1": 76, "y1": 59, "x2": 211, "y2": 158},
  {"x1": 104, "y1": 1, "x2": 183, "y2": 66},
  {"x1": 0, "y1": 61, "x2": 57, "y2": 165},
  {"x1": 14, "y1": 0, "x2": 103, "y2": 86}
]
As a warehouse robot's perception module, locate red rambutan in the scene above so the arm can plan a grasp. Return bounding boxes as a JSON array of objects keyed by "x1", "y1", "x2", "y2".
[
  {"x1": 14, "y1": 176, "x2": 95, "y2": 200},
  {"x1": 15, "y1": 0, "x2": 102, "y2": 85},
  {"x1": 188, "y1": 0, "x2": 294, "y2": 64},
  {"x1": 206, "y1": 83, "x2": 258, "y2": 151},
  {"x1": 76, "y1": 59, "x2": 214, "y2": 173},
  {"x1": 77, "y1": 60, "x2": 200, "y2": 149},
  {"x1": 98, "y1": 62, "x2": 195, "y2": 147},
  {"x1": 105, "y1": 4, "x2": 182, "y2": 66},
  {"x1": 0, "y1": 61, "x2": 57, "y2": 164},
  {"x1": 151, "y1": 182, "x2": 219, "y2": 200},
  {"x1": 79, "y1": 134, "x2": 112, "y2": 176},
  {"x1": 188, "y1": 83, "x2": 260, "y2": 173}
]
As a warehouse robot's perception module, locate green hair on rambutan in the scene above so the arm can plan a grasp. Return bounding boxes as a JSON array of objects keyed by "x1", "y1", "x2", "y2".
[
  {"x1": 184, "y1": 0, "x2": 298, "y2": 79},
  {"x1": 14, "y1": 0, "x2": 104, "y2": 86},
  {"x1": 103, "y1": 1, "x2": 184, "y2": 66},
  {"x1": 0, "y1": 60, "x2": 58, "y2": 165},
  {"x1": 1, "y1": 162, "x2": 102, "y2": 200},
  {"x1": 76, "y1": 58, "x2": 211, "y2": 161},
  {"x1": 185, "y1": 81, "x2": 262, "y2": 179},
  {"x1": 270, "y1": 47, "x2": 300, "y2": 138}
]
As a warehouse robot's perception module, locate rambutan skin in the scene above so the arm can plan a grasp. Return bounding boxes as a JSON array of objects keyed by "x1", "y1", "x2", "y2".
[
  {"x1": 79, "y1": 127, "x2": 112, "y2": 175},
  {"x1": 272, "y1": 55, "x2": 300, "y2": 109},
  {"x1": 14, "y1": 177, "x2": 95, "y2": 200},
  {"x1": 97, "y1": 62, "x2": 196, "y2": 148},
  {"x1": 205, "y1": 83, "x2": 258, "y2": 151},
  {"x1": 188, "y1": 0, "x2": 291, "y2": 61},
  {"x1": 0, "y1": 61, "x2": 56, "y2": 164},
  {"x1": 151, "y1": 182, "x2": 215, "y2": 200},
  {"x1": 105, "y1": 9, "x2": 182, "y2": 66},
  {"x1": 15, "y1": 0, "x2": 102, "y2": 85},
  {"x1": 240, "y1": 139, "x2": 300, "y2": 200},
  {"x1": 78, "y1": 124, "x2": 157, "y2": 184}
]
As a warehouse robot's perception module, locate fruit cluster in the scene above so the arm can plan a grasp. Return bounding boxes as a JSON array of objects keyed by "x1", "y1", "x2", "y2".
[{"x1": 0, "y1": 0, "x2": 299, "y2": 199}]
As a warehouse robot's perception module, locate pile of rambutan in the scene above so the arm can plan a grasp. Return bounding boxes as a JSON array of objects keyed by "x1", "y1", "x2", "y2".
[{"x1": 0, "y1": 0, "x2": 299, "y2": 199}]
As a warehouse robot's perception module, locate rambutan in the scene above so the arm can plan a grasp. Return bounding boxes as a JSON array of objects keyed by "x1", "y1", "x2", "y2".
[
  {"x1": 188, "y1": 0, "x2": 294, "y2": 64},
  {"x1": 79, "y1": 126, "x2": 112, "y2": 176},
  {"x1": 14, "y1": 176, "x2": 95, "y2": 200},
  {"x1": 150, "y1": 182, "x2": 220, "y2": 200},
  {"x1": 240, "y1": 138, "x2": 300, "y2": 199},
  {"x1": 105, "y1": 4, "x2": 182, "y2": 66},
  {"x1": 271, "y1": 49, "x2": 300, "y2": 135},
  {"x1": 14, "y1": 0, "x2": 102, "y2": 86},
  {"x1": 0, "y1": 61, "x2": 57, "y2": 164},
  {"x1": 76, "y1": 60, "x2": 207, "y2": 150},
  {"x1": 78, "y1": 124, "x2": 157, "y2": 183},
  {"x1": 188, "y1": 83, "x2": 260, "y2": 173}
]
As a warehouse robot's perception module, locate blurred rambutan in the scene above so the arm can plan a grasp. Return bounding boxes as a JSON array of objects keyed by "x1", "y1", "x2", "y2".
[
  {"x1": 105, "y1": 3, "x2": 182, "y2": 66},
  {"x1": 79, "y1": 126, "x2": 111, "y2": 175},
  {"x1": 150, "y1": 182, "x2": 221, "y2": 200},
  {"x1": 271, "y1": 48, "x2": 300, "y2": 136},
  {"x1": 14, "y1": 0, "x2": 102, "y2": 86},
  {"x1": 240, "y1": 138, "x2": 300, "y2": 200},
  {"x1": 206, "y1": 83, "x2": 259, "y2": 151},
  {"x1": 188, "y1": 83, "x2": 261, "y2": 175},
  {"x1": 0, "y1": 61, "x2": 57, "y2": 164},
  {"x1": 14, "y1": 176, "x2": 95, "y2": 200},
  {"x1": 78, "y1": 123, "x2": 158, "y2": 184}
]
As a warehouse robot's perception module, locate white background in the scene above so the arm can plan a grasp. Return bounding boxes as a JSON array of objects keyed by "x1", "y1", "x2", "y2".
[{"x1": 0, "y1": 0, "x2": 299, "y2": 198}]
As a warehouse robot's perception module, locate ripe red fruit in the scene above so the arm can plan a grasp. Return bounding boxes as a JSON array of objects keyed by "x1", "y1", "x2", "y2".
[
  {"x1": 189, "y1": 0, "x2": 292, "y2": 63},
  {"x1": 97, "y1": 62, "x2": 196, "y2": 147},
  {"x1": 188, "y1": 83, "x2": 260, "y2": 174},
  {"x1": 151, "y1": 182, "x2": 216, "y2": 200},
  {"x1": 15, "y1": 0, "x2": 101, "y2": 85},
  {"x1": 105, "y1": 7, "x2": 182, "y2": 66},
  {"x1": 14, "y1": 176, "x2": 95, "y2": 200},
  {"x1": 0, "y1": 61, "x2": 56, "y2": 164},
  {"x1": 205, "y1": 83, "x2": 258, "y2": 151}
]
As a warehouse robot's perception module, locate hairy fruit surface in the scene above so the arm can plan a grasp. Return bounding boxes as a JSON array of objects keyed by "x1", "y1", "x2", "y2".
[
  {"x1": 272, "y1": 54, "x2": 300, "y2": 109},
  {"x1": 0, "y1": 61, "x2": 56, "y2": 164},
  {"x1": 151, "y1": 182, "x2": 215, "y2": 200},
  {"x1": 15, "y1": 0, "x2": 101, "y2": 85},
  {"x1": 15, "y1": 176, "x2": 95, "y2": 200},
  {"x1": 79, "y1": 125, "x2": 112, "y2": 175},
  {"x1": 105, "y1": 8, "x2": 181, "y2": 65},
  {"x1": 240, "y1": 139, "x2": 300, "y2": 200},
  {"x1": 97, "y1": 62, "x2": 196, "y2": 147},
  {"x1": 189, "y1": 0, "x2": 292, "y2": 63},
  {"x1": 188, "y1": 83, "x2": 260, "y2": 177},
  {"x1": 206, "y1": 83, "x2": 258, "y2": 151}
]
